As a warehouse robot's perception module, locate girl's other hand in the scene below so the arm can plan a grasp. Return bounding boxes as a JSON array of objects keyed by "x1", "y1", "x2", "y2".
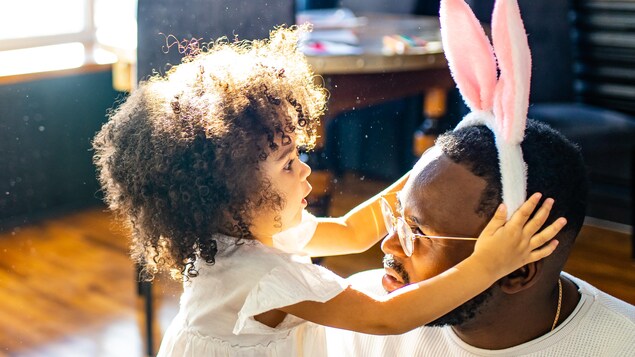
[{"x1": 473, "y1": 193, "x2": 566, "y2": 278}]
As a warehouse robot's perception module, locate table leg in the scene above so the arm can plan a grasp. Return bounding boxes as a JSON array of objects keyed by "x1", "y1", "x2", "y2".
[
  {"x1": 413, "y1": 87, "x2": 448, "y2": 157},
  {"x1": 136, "y1": 264, "x2": 155, "y2": 357}
]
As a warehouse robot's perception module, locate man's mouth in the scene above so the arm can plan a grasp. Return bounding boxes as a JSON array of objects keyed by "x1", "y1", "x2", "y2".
[
  {"x1": 382, "y1": 268, "x2": 405, "y2": 292},
  {"x1": 382, "y1": 255, "x2": 409, "y2": 292}
]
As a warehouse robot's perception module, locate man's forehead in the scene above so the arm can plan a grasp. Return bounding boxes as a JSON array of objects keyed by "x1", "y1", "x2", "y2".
[
  {"x1": 412, "y1": 146, "x2": 443, "y2": 174},
  {"x1": 399, "y1": 146, "x2": 444, "y2": 224},
  {"x1": 401, "y1": 147, "x2": 489, "y2": 236},
  {"x1": 402, "y1": 146, "x2": 443, "y2": 195}
]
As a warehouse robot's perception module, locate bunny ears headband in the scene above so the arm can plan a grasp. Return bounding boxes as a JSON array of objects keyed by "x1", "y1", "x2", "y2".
[{"x1": 440, "y1": 0, "x2": 531, "y2": 218}]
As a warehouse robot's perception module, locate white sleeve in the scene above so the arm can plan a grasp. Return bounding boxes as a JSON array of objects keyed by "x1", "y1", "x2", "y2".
[
  {"x1": 233, "y1": 261, "x2": 349, "y2": 335},
  {"x1": 271, "y1": 210, "x2": 318, "y2": 254}
]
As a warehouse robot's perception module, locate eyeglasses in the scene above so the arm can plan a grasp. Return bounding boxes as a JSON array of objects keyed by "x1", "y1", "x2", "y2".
[{"x1": 380, "y1": 193, "x2": 477, "y2": 257}]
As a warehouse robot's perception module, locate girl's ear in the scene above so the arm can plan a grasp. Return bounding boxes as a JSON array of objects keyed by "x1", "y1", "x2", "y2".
[
  {"x1": 440, "y1": 0, "x2": 497, "y2": 112},
  {"x1": 491, "y1": 0, "x2": 532, "y2": 144}
]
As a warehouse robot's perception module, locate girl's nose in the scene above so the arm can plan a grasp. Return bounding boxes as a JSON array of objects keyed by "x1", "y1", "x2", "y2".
[
  {"x1": 300, "y1": 159, "x2": 311, "y2": 179},
  {"x1": 381, "y1": 230, "x2": 407, "y2": 257}
]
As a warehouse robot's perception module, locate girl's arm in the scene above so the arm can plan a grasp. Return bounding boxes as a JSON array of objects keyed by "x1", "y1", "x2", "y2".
[
  {"x1": 278, "y1": 194, "x2": 565, "y2": 334},
  {"x1": 302, "y1": 171, "x2": 410, "y2": 256}
]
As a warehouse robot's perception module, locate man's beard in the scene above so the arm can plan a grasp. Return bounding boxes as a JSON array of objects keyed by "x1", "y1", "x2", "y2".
[{"x1": 383, "y1": 255, "x2": 494, "y2": 327}]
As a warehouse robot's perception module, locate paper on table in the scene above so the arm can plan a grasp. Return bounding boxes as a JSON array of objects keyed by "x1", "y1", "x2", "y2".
[
  {"x1": 300, "y1": 40, "x2": 362, "y2": 56},
  {"x1": 303, "y1": 29, "x2": 359, "y2": 45},
  {"x1": 296, "y1": 8, "x2": 366, "y2": 29},
  {"x1": 299, "y1": 28, "x2": 361, "y2": 56}
]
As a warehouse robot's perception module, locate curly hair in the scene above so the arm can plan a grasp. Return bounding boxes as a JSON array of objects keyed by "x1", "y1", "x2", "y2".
[{"x1": 93, "y1": 27, "x2": 327, "y2": 280}]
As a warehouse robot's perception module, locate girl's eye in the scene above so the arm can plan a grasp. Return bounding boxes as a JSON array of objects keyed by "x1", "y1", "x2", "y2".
[{"x1": 284, "y1": 159, "x2": 295, "y2": 171}]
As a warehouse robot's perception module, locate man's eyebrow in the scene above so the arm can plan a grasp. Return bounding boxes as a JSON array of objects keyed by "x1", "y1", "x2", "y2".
[
  {"x1": 275, "y1": 144, "x2": 295, "y2": 161},
  {"x1": 396, "y1": 196, "x2": 421, "y2": 225},
  {"x1": 406, "y1": 215, "x2": 421, "y2": 226},
  {"x1": 396, "y1": 196, "x2": 416, "y2": 223}
]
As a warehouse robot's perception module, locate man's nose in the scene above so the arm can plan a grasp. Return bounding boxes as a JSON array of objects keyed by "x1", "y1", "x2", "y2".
[{"x1": 381, "y1": 229, "x2": 407, "y2": 257}]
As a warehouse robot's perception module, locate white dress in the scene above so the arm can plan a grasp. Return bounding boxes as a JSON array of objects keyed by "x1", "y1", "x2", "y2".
[{"x1": 157, "y1": 212, "x2": 349, "y2": 356}]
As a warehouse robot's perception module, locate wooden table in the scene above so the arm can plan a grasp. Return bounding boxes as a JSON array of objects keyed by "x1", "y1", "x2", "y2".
[
  {"x1": 303, "y1": 14, "x2": 454, "y2": 209},
  {"x1": 306, "y1": 14, "x2": 453, "y2": 119},
  {"x1": 309, "y1": 53, "x2": 453, "y2": 118}
]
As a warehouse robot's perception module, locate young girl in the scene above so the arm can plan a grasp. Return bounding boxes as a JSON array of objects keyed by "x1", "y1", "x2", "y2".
[{"x1": 93, "y1": 27, "x2": 564, "y2": 356}]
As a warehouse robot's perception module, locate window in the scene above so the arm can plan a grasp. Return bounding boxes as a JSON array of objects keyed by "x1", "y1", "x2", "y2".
[{"x1": 0, "y1": 0, "x2": 137, "y2": 85}]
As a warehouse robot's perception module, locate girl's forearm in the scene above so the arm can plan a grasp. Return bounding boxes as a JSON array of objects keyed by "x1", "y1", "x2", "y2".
[
  {"x1": 303, "y1": 171, "x2": 410, "y2": 256},
  {"x1": 280, "y1": 254, "x2": 496, "y2": 335},
  {"x1": 371, "y1": 254, "x2": 496, "y2": 333}
]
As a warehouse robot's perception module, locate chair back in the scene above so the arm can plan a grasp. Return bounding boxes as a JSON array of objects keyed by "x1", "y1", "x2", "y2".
[
  {"x1": 573, "y1": 0, "x2": 635, "y2": 115},
  {"x1": 467, "y1": 0, "x2": 575, "y2": 103}
]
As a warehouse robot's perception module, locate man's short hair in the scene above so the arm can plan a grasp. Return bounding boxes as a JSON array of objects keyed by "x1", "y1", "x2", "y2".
[{"x1": 436, "y1": 119, "x2": 588, "y2": 246}]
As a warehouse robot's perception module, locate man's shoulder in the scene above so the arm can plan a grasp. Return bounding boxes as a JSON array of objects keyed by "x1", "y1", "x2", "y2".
[
  {"x1": 564, "y1": 272, "x2": 635, "y2": 323},
  {"x1": 341, "y1": 271, "x2": 634, "y2": 355},
  {"x1": 533, "y1": 273, "x2": 633, "y2": 356}
]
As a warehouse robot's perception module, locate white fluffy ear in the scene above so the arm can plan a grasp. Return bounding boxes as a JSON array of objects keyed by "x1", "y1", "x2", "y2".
[
  {"x1": 440, "y1": 0, "x2": 497, "y2": 112},
  {"x1": 491, "y1": 0, "x2": 531, "y2": 216},
  {"x1": 492, "y1": 0, "x2": 532, "y2": 144},
  {"x1": 496, "y1": 137, "x2": 528, "y2": 219}
]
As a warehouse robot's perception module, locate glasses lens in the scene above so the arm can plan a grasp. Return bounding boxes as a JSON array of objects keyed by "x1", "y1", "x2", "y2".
[
  {"x1": 397, "y1": 218, "x2": 413, "y2": 256},
  {"x1": 380, "y1": 198, "x2": 394, "y2": 233}
]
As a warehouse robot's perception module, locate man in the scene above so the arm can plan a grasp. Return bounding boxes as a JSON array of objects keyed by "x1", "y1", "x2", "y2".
[{"x1": 326, "y1": 120, "x2": 635, "y2": 356}]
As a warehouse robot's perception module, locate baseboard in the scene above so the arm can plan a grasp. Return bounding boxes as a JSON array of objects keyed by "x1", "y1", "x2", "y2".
[{"x1": 584, "y1": 216, "x2": 632, "y2": 235}]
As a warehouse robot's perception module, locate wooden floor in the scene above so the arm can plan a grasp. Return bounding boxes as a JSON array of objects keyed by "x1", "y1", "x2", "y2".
[{"x1": 0, "y1": 174, "x2": 633, "y2": 356}]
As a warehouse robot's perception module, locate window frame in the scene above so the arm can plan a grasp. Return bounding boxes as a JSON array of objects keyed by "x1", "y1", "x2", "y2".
[
  {"x1": 0, "y1": 0, "x2": 96, "y2": 55},
  {"x1": 0, "y1": 0, "x2": 138, "y2": 90}
]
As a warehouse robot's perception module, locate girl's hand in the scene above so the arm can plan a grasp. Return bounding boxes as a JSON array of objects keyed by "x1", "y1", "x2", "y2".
[{"x1": 473, "y1": 193, "x2": 566, "y2": 279}]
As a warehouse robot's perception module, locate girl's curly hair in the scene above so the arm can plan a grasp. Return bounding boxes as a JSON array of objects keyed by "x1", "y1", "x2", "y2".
[{"x1": 93, "y1": 27, "x2": 326, "y2": 280}]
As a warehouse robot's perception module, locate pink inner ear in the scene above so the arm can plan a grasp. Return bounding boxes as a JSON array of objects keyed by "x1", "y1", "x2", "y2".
[
  {"x1": 440, "y1": 0, "x2": 497, "y2": 111},
  {"x1": 492, "y1": 0, "x2": 531, "y2": 143}
]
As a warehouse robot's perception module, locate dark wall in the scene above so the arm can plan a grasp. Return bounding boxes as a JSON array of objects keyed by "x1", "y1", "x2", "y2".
[
  {"x1": 466, "y1": 0, "x2": 575, "y2": 103},
  {"x1": 0, "y1": 70, "x2": 122, "y2": 227},
  {"x1": 137, "y1": 0, "x2": 296, "y2": 80}
]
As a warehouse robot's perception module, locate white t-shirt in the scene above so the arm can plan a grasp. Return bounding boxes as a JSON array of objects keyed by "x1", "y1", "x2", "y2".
[
  {"x1": 326, "y1": 269, "x2": 635, "y2": 357},
  {"x1": 157, "y1": 213, "x2": 348, "y2": 357}
]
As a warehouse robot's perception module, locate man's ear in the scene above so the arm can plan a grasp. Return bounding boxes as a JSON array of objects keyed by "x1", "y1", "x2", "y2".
[{"x1": 500, "y1": 260, "x2": 543, "y2": 294}]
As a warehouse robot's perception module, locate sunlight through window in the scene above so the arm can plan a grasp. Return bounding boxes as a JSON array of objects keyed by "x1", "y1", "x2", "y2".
[
  {"x1": 0, "y1": 43, "x2": 85, "y2": 76},
  {"x1": 0, "y1": 0, "x2": 137, "y2": 77},
  {"x1": 95, "y1": 0, "x2": 137, "y2": 54},
  {"x1": 0, "y1": 0, "x2": 85, "y2": 40}
]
